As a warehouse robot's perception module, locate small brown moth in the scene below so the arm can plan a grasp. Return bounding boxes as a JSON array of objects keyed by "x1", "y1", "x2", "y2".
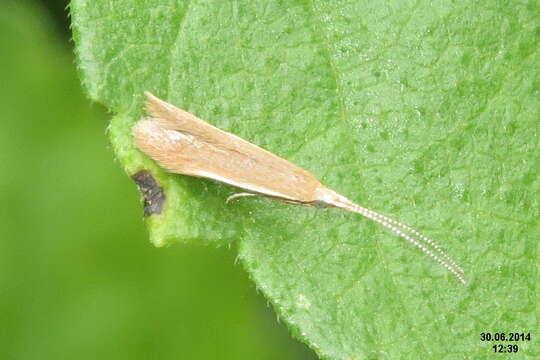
[{"x1": 133, "y1": 92, "x2": 465, "y2": 284}]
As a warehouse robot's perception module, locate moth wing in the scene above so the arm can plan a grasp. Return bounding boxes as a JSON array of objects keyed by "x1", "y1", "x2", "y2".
[
  {"x1": 134, "y1": 94, "x2": 324, "y2": 202},
  {"x1": 134, "y1": 117, "x2": 320, "y2": 201}
]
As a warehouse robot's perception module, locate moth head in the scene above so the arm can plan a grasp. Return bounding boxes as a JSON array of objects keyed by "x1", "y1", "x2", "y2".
[{"x1": 310, "y1": 187, "x2": 343, "y2": 208}]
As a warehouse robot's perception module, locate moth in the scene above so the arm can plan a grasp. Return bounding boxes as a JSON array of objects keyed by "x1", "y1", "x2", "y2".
[{"x1": 133, "y1": 92, "x2": 465, "y2": 284}]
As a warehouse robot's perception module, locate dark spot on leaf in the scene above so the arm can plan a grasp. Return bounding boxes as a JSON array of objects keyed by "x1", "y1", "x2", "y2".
[{"x1": 132, "y1": 170, "x2": 165, "y2": 216}]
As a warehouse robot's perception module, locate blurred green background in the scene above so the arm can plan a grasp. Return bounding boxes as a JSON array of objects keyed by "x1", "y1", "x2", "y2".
[{"x1": 0, "y1": 1, "x2": 317, "y2": 359}]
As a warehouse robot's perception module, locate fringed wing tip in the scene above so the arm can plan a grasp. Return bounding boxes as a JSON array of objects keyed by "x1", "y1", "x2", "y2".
[
  {"x1": 144, "y1": 91, "x2": 169, "y2": 118},
  {"x1": 132, "y1": 118, "x2": 151, "y2": 146},
  {"x1": 144, "y1": 91, "x2": 158, "y2": 102}
]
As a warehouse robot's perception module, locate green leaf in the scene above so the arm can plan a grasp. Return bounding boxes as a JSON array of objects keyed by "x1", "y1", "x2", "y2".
[
  {"x1": 0, "y1": 2, "x2": 315, "y2": 360},
  {"x1": 71, "y1": 0, "x2": 540, "y2": 359}
]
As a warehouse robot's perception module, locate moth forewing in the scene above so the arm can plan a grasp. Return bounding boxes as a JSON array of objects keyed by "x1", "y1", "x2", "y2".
[
  {"x1": 133, "y1": 92, "x2": 466, "y2": 284},
  {"x1": 134, "y1": 92, "x2": 325, "y2": 203}
]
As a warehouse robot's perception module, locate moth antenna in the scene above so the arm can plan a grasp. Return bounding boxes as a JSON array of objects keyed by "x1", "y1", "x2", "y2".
[
  {"x1": 329, "y1": 194, "x2": 465, "y2": 284},
  {"x1": 360, "y1": 208, "x2": 464, "y2": 274}
]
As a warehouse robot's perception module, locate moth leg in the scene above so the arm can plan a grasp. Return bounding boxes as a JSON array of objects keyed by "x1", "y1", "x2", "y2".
[{"x1": 226, "y1": 192, "x2": 258, "y2": 203}]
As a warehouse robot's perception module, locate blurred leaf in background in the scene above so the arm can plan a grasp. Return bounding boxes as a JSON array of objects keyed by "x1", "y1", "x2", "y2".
[{"x1": 0, "y1": 1, "x2": 316, "y2": 359}]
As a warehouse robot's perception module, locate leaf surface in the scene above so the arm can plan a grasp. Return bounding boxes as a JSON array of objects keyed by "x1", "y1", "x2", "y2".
[{"x1": 71, "y1": 0, "x2": 540, "y2": 358}]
